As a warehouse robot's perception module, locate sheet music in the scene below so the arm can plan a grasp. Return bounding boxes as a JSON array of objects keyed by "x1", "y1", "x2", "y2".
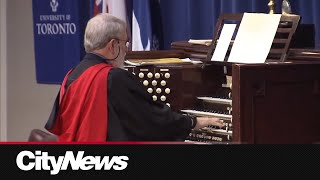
[
  {"x1": 211, "y1": 24, "x2": 237, "y2": 62},
  {"x1": 227, "y1": 13, "x2": 281, "y2": 63}
]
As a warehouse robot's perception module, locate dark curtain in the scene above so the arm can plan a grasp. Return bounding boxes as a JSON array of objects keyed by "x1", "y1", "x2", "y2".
[{"x1": 158, "y1": 0, "x2": 320, "y2": 49}]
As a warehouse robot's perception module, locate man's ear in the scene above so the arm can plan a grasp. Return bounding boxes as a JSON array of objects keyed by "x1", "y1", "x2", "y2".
[{"x1": 106, "y1": 39, "x2": 117, "y2": 54}]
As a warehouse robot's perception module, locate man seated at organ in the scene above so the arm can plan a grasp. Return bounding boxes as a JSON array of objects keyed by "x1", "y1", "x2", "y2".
[{"x1": 44, "y1": 13, "x2": 224, "y2": 142}]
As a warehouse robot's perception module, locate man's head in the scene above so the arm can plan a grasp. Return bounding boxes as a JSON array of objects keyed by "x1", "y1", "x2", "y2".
[{"x1": 84, "y1": 13, "x2": 128, "y2": 68}]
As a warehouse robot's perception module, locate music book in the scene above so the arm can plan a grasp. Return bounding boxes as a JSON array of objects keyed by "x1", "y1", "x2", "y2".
[{"x1": 227, "y1": 13, "x2": 281, "y2": 63}]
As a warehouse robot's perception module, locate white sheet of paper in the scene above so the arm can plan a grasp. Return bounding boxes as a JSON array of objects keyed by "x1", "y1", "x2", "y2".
[
  {"x1": 211, "y1": 24, "x2": 237, "y2": 62},
  {"x1": 227, "y1": 13, "x2": 281, "y2": 63}
]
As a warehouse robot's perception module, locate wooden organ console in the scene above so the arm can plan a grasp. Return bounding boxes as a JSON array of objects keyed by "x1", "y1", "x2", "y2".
[
  {"x1": 125, "y1": 50, "x2": 320, "y2": 144},
  {"x1": 124, "y1": 13, "x2": 320, "y2": 144}
]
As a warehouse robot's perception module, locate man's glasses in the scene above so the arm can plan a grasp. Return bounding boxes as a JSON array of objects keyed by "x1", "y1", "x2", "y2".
[{"x1": 116, "y1": 39, "x2": 130, "y2": 48}]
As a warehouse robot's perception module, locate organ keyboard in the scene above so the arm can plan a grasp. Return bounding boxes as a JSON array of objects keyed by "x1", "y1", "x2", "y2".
[
  {"x1": 180, "y1": 72, "x2": 233, "y2": 143},
  {"x1": 180, "y1": 109, "x2": 232, "y2": 120},
  {"x1": 197, "y1": 97, "x2": 232, "y2": 105}
]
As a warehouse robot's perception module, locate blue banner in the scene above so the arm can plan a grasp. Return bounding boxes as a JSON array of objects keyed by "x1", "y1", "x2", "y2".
[{"x1": 32, "y1": 0, "x2": 90, "y2": 84}]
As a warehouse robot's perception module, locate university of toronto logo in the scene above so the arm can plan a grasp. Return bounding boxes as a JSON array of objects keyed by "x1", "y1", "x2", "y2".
[{"x1": 50, "y1": 0, "x2": 59, "y2": 12}]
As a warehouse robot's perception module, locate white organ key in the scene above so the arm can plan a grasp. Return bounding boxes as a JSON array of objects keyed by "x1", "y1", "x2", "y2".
[
  {"x1": 197, "y1": 97, "x2": 232, "y2": 105},
  {"x1": 201, "y1": 127, "x2": 233, "y2": 135},
  {"x1": 180, "y1": 109, "x2": 232, "y2": 120}
]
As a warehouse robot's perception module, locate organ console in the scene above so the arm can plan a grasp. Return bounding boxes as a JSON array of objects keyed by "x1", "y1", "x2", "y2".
[
  {"x1": 124, "y1": 13, "x2": 320, "y2": 144},
  {"x1": 125, "y1": 50, "x2": 320, "y2": 144}
]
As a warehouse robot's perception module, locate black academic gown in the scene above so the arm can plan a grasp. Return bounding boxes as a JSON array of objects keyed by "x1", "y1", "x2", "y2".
[{"x1": 47, "y1": 53, "x2": 194, "y2": 141}]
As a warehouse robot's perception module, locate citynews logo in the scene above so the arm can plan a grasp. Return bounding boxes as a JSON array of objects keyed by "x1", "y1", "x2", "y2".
[{"x1": 16, "y1": 151, "x2": 129, "y2": 175}]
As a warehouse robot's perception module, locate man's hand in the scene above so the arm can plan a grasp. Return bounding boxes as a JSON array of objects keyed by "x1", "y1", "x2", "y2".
[{"x1": 193, "y1": 116, "x2": 224, "y2": 130}]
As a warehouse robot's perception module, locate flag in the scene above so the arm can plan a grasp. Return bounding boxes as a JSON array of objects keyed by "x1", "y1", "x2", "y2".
[
  {"x1": 93, "y1": 0, "x2": 103, "y2": 16},
  {"x1": 131, "y1": 0, "x2": 163, "y2": 51},
  {"x1": 104, "y1": 0, "x2": 130, "y2": 42},
  {"x1": 132, "y1": 0, "x2": 152, "y2": 51},
  {"x1": 90, "y1": 0, "x2": 130, "y2": 44},
  {"x1": 103, "y1": 0, "x2": 127, "y2": 22},
  {"x1": 90, "y1": 0, "x2": 128, "y2": 22}
]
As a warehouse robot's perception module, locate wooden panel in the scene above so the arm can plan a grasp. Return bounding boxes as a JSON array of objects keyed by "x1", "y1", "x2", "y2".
[{"x1": 232, "y1": 62, "x2": 320, "y2": 144}]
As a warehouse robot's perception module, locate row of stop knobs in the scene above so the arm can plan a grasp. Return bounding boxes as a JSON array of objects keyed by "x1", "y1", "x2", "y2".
[{"x1": 138, "y1": 72, "x2": 171, "y2": 79}]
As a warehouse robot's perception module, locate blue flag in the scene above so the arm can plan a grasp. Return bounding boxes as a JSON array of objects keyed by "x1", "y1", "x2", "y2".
[
  {"x1": 32, "y1": 0, "x2": 90, "y2": 84},
  {"x1": 131, "y1": 0, "x2": 163, "y2": 51}
]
